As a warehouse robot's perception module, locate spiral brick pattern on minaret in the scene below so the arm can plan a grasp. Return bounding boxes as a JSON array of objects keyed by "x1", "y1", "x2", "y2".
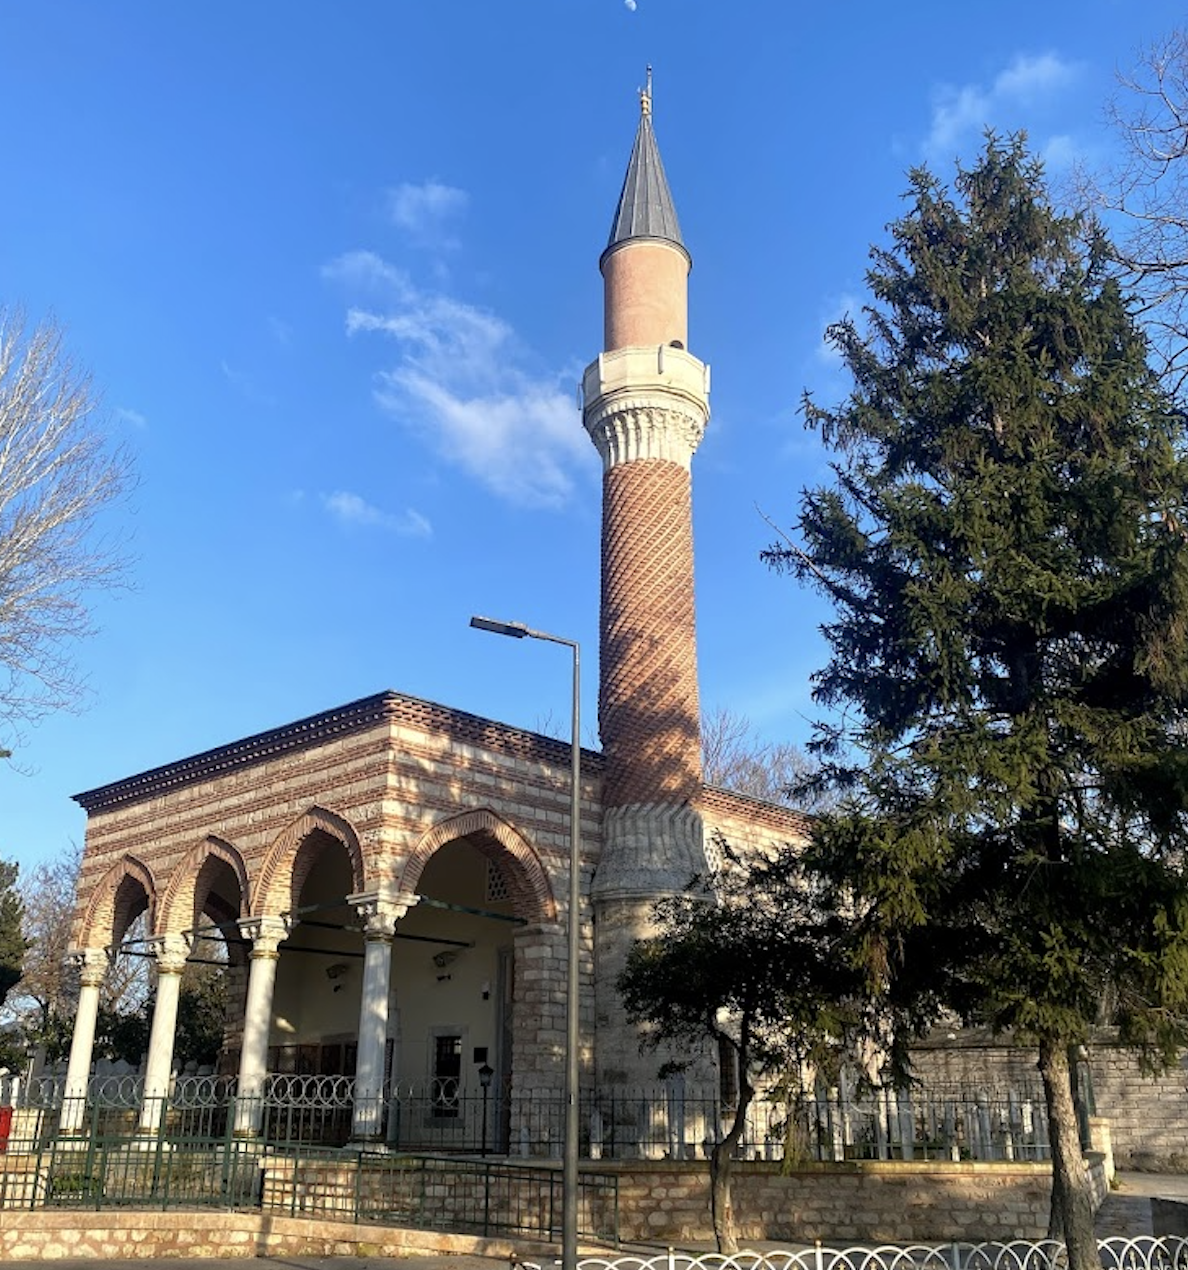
[{"x1": 599, "y1": 457, "x2": 702, "y2": 809}]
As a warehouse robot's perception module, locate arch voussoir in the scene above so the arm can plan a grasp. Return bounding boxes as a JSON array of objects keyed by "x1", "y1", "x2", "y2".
[{"x1": 401, "y1": 808, "x2": 556, "y2": 923}]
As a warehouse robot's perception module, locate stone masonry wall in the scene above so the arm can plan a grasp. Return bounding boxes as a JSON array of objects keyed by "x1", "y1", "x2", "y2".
[
  {"x1": 911, "y1": 1037, "x2": 1188, "y2": 1170},
  {"x1": 593, "y1": 1160, "x2": 1058, "y2": 1243},
  {"x1": 71, "y1": 693, "x2": 604, "y2": 1104},
  {"x1": 0, "y1": 1210, "x2": 533, "y2": 1262},
  {"x1": 76, "y1": 699, "x2": 604, "y2": 940}
]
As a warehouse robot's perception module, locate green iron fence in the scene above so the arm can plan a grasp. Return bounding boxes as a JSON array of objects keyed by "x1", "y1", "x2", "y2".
[{"x1": 0, "y1": 1091, "x2": 619, "y2": 1244}]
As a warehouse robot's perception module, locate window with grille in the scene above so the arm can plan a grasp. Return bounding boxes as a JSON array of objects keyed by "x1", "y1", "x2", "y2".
[
  {"x1": 486, "y1": 860, "x2": 510, "y2": 903},
  {"x1": 432, "y1": 1034, "x2": 462, "y2": 1118}
]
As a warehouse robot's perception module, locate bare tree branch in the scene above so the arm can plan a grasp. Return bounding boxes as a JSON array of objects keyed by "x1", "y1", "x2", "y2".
[{"x1": 1096, "y1": 31, "x2": 1188, "y2": 395}]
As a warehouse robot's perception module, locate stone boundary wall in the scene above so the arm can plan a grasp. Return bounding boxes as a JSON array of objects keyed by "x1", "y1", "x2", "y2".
[
  {"x1": 0, "y1": 1209, "x2": 542, "y2": 1262},
  {"x1": 911, "y1": 1038, "x2": 1188, "y2": 1170},
  {"x1": 598, "y1": 1158, "x2": 1106, "y2": 1244},
  {"x1": 0, "y1": 1156, "x2": 1107, "y2": 1256}
]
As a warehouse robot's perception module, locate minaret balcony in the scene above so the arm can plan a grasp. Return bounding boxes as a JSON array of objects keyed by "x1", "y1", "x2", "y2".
[
  {"x1": 581, "y1": 344, "x2": 710, "y2": 413},
  {"x1": 581, "y1": 345, "x2": 711, "y2": 470}
]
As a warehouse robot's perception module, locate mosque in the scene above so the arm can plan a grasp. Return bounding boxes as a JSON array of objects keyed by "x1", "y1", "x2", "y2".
[{"x1": 60, "y1": 81, "x2": 809, "y2": 1148}]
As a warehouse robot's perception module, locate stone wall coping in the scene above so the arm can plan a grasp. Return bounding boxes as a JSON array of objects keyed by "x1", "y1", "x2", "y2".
[
  {"x1": 574, "y1": 1159, "x2": 1053, "y2": 1177},
  {"x1": 698, "y1": 784, "x2": 814, "y2": 837}
]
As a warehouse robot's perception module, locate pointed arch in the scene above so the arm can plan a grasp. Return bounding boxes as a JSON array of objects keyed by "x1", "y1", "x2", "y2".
[
  {"x1": 253, "y1": 805, "x2": 366, "y2": 917},
  {"x1": 79, "y1": 855, "x2": 158, "y2": 950},
  {"x1": 158, "y1": 835, "x2": 250, "y2": 938},
  {"x1": 400, "y1": 808, "x2": 556, "y2": 923}
]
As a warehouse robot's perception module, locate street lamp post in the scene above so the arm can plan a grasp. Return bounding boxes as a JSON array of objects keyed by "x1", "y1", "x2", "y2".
[{"x1": 470, "y1": 616, "x2": 581, "y2": 1270}]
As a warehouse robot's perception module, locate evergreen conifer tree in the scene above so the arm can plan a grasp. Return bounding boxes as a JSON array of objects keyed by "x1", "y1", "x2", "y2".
[
  {"x1": 771, "y1": 135, "x2": 1188, "y2": 1269},
  {"x1": 0, "y1": 860, "x2": 26, "y2": 1012}
]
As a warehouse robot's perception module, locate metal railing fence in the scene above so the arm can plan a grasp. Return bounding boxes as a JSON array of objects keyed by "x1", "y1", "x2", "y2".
[
  {"x1": 264, "y1": 1149, "x2": 618, "y2": 1242},
  {"x1": 0, "y1": 1101, "x2": 617, "y2": 1242},
  {"x1": 7, "y1": 1075, "x2": 1050, "y2": 1163}
]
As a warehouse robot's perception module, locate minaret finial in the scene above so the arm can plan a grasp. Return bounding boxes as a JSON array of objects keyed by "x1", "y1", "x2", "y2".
[{"x1": 640, "y1": 65, "x2": 652, "y2": 117}]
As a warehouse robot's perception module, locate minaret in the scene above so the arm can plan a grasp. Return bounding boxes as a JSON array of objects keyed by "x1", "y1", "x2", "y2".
[{"x1": 584, "y1": 74, "x2": 712, "y2": 1085}]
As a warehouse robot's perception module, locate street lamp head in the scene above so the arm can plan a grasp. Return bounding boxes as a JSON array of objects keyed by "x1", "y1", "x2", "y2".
[{"x1": 469, "y1": 615, "x2": 530, "y2": 639}]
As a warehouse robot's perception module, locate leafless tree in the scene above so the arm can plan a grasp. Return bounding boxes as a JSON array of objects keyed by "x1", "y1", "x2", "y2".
[
  {"x1": 0, "y1": 310, "x2": 131, "y2": 747},
  {"x1": 7, "y1": 846, "x2": 81, "y2": 1038},
  {"x1": 1097, "y1": 31, "x2": 1188, "y2": 394},
  {"x1": 701, "y1": 705, "x2": 829, "y2": 810},
  {"x1": 5, "y1": 845, "x2": 150, "y2": 1062}
]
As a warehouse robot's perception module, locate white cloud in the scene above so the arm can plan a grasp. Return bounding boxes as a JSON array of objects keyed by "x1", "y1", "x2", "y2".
[
  {"x1": 924, "y1": 52, "x2": 1081, "y2": 160},
  {"x1": 994, "y1": 53, "x2": 1077, "y2": 103},
  {"x1": 325, "y1": 250, "x2": 591, "y2": 509},
  {"x1": 321, "y1": 490, "x2": 433, "y2": 538},
  {"x1": 388, "y1": 180, "x2": 468, "y2": 248},
  {"x1": 625, "y1": 0, "x2": 637, "y2": 10},
  {"x1": 114, "y1": 406, "x2": 147, "y2": 428}
]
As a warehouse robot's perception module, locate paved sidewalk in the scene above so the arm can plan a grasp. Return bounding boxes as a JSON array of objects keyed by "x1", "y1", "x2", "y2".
[{"x1": 1094, "y1": 1171, "x2": 1188, "y2": 1239}]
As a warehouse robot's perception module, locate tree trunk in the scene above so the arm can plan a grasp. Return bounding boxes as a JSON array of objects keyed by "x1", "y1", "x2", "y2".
[
  {"x1": 709, "y1": 1076, "x2": 754, "y2": 1254},
  {"x1": 1038, "y1": 1037, "x2": 1100, "y2": 1270},
  {"x1": 709, "y1": 1138, "x2": 738, "y2": 1254}
]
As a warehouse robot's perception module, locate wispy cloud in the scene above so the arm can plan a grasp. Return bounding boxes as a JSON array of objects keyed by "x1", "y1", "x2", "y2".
[
  {"x1": 114, "y1": 406, "x2": 147, "y2": 428},
  {"x1": 220, "y1": 359, "x2": 276, "y2": 408},
  {"x1": 323, "y1": 250, "x2": 590, "y2": 509},
  {"x1": 388, "y1": 180, "x2": 468, "y2": 249},
  {"x1": 924, "y1": 52, "x2": 1081, "y2": 160},
  {"x1": 321, "y1": 490, "x2": 433, "y2": 538}
]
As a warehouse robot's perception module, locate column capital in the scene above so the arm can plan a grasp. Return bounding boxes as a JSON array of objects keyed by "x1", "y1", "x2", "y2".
[
  {"x1": 66, "y1": 946, "x2": 110, "y2": 988},
  {"x1": 239, "y1": 914, "x2": 289, "y2": 958},
  {"x1": 348, "y1": 888, "x2": 418, "y2": 939},
  {"x1": 582, "y1": 347, "x2": 710, "y2": 471},
  {"x1": 144, "y1": 933, "x2": 192, "y2": 975}
]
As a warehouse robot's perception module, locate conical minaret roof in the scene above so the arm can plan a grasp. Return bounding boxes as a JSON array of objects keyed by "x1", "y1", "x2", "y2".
[{"x1": 602, "y1": 71, "x2": 688, "y2": 266}]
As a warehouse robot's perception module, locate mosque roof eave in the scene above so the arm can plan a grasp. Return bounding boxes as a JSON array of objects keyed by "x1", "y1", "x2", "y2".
[{"x1": 73, "y1": 690, "x2": 604, "y2": 815}]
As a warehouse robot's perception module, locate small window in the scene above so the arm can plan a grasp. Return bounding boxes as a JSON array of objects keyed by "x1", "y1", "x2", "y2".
[
  {"x1": 486, "y1": 861, "x2": 510, "y2": 903},
  {"x1": 432, "y1": 1034, "x2": 462, "y2": 1118}
]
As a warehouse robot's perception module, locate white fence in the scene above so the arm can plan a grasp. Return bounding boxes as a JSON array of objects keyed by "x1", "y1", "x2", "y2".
[{"x1": 524, "y1": 1238, "x2": 1188, "y2": 1270}]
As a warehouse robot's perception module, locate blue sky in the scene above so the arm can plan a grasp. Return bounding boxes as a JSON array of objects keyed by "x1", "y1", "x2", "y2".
[{"x1": 1, "y1": 1, "x2": 1183, "y2": 875}]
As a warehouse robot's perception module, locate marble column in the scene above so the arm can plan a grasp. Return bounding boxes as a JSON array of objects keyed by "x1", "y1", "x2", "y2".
[
  {"x1": 233, "y1": 915, "x2": 288, "y2": 1135},
  {"x1": 60, "y1": 948, "x2": 110, "y2": 1134},
  {"x1": 347, "y1": 891, "x2": 415, "y2": 1143},
  {"x1": 138, "y1": 933, "x2": 191, "y2": 1132}
]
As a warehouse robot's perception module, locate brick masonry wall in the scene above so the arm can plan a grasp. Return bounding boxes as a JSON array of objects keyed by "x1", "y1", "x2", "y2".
[
  {"x1": 76, "y1": 709, "x2": 604, "y2": 939},
  {"x1": 599, "y1": 458, "x2": 701, "y2": 809},
  {"x1": 71, "y1": 697, "x2": 605, "y2": 1110}
]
